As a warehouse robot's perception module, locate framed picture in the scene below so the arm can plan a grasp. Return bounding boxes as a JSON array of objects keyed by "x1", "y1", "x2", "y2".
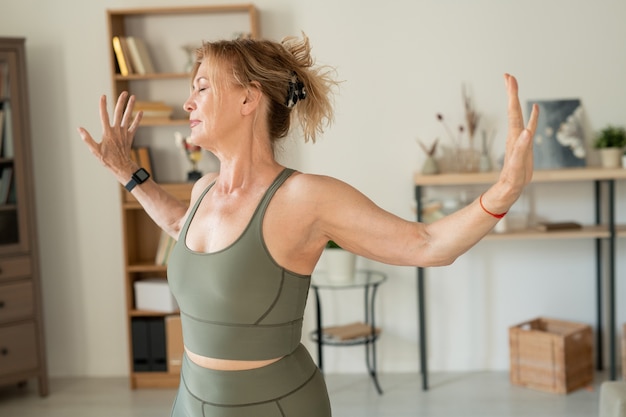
[{"x1": 526, "y1": 99, "x2": 586, "y2": 169}]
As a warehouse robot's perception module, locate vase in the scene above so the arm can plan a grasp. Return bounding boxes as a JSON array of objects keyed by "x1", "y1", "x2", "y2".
[
  {"x1": 421, "y1": 156, "x2": 439, "y2": 175},
  {"x1": 599, "y1": 148, "x2": 622, "y2": 168}
]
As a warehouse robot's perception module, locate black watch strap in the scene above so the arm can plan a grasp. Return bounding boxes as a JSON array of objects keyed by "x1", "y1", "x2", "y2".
[{"x1": 124, "y1": 168, "x2": 150, "y2": 192}]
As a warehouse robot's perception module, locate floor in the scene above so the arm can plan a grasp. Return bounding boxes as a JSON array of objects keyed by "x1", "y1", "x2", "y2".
[{"x1": 0, "y1": 371, "x2": 604, "y2": 417}]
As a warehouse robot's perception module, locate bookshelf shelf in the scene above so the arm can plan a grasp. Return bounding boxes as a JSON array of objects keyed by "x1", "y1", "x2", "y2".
[
  {"x1": 483, "y1": 224, "x2": 610, "y2": 241},
  {"x1": 107, "y1": 5, "x2": 259, "y2": 389}
]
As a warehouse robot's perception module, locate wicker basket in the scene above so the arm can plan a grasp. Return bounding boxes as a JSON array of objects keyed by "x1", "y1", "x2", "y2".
[{"x1": 509, "y1": 317, "x2": 593, "y2": 394}]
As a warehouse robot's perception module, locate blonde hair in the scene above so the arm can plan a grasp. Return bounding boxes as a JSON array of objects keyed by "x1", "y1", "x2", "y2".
[{"x1": 192, "y1": 33, "x2": 337, "y2": 144}]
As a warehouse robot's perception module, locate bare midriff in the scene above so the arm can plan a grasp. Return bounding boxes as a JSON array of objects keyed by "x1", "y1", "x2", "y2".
[{"x1": 185, "y1": 346, "x2": 283, "y2": 371}]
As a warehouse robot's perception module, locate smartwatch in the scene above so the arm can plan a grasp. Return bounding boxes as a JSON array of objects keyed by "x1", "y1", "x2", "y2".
[{"x1": 124, "y1": 168, "x2": 151, "y2": 192}]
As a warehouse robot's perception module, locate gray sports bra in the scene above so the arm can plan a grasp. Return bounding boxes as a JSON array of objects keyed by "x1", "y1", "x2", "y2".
[{"x1": 167, "y1": 168, "x2": 311, "y2": 360}]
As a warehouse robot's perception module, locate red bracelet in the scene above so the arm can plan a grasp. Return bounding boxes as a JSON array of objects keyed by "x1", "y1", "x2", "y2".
[{"x1": 479, "y1": 193, "x2": 507, "y2": 219}]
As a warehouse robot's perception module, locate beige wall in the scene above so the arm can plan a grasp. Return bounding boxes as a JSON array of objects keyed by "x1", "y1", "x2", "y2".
[{"x1": 0, "y1": 0, "x2": 625, "y2": 377}]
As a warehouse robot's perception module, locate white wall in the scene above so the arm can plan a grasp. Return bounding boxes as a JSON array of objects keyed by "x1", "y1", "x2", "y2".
[{"x1": 0, "y1": 0, "x2": 625, "y2": 377}]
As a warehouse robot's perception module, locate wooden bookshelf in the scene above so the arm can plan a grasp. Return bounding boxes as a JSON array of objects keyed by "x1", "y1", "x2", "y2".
[{"x1": 106, "y1": 5, "x2": 260, "y2": 389}]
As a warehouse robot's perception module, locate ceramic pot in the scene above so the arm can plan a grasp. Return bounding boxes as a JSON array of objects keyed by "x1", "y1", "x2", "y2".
[
  {"x1": 324, "y1": 249, "x2": 356, "y2": 284},
  {"x1": 599, "y1": 148, "x2": 622, "y2": 168}
]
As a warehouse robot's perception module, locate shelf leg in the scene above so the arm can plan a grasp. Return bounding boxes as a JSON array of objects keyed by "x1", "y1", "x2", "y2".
[
  {"x1": 594, "y1": 180, "x2": 604, "y2": 371},
  {"x1": 608, "y1": 180, "x2": 616, "y2": 380},
  {"x1": 365, "y1": 283, "x2": 383, "y2": 394},
  {"x1": 415, "y1": 184, "x2": 429, "y2": 391}
]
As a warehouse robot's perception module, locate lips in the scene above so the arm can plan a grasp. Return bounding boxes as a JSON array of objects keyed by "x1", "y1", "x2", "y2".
[{"x1": 189, "y1": 120, "x2": 201, "y2": 128}]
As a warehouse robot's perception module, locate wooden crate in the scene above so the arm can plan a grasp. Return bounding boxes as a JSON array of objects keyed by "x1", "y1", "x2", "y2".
[{"x1": 509, "y1": 317, "x2": 593, "y2": 394}]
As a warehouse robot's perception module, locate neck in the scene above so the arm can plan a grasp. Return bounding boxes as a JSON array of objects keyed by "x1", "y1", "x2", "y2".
[{"x1": 212, "y1": 135, "x2": 282, "y2": 194}]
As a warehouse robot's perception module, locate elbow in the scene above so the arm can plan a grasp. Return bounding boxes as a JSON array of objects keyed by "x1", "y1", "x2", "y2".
[{"x1": 420, "y1": 255, "x2": 457, "y2": 268}]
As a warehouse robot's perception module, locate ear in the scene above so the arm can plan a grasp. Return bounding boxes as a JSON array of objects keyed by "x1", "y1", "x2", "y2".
[{"x1": 241, "y1": 82, "x2": 262, "y2": 116}]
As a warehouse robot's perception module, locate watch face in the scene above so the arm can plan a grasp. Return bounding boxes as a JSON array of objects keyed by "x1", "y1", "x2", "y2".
[{"x1": 135, "y1": 168, "x2": 150, "y2": 182}]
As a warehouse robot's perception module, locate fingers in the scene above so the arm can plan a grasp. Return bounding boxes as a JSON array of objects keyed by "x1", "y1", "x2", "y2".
[
  {"x1": 99, "y1": 95, "x2": 110, "y2": 132},
  {"x1": 505, "y1": 74, "x2": 524, "y2": 134},
  {"x1": 526, "y1": 103, "x2": 539, "y2": 135},
  {"x1": 98, "y1": 91, "x2": 140, "y2": 131},
  {"x1": 120, "y1": 93, "x2": 136, "y2": 128},
  {"x1": 77, "y1": 127, "x2": 100, "y2": 156},
  {"x1": 128, "y1": 110, "x2": 143, "y2": 134},
  {"x1": 113, "y1": 91, "x2": 129, "y2": 127}
]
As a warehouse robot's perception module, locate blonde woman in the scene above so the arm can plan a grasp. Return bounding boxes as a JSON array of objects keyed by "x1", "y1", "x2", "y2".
[{"x1": 79, "y1": 34, "x2": 538, "y2": 417}]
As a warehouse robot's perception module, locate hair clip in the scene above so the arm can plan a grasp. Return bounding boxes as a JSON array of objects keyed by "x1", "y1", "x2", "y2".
[{"x1": 285, "y1": 72, "x2": 307, "y2": 108}]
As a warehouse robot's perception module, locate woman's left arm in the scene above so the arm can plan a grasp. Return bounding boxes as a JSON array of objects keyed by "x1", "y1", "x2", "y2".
[{"x1": 313, "y1": 74, "x2": 538, "y2": 267}]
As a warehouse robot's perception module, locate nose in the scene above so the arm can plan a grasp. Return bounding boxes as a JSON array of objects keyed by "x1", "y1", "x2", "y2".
[{"x1": 183, "y1": 94, "x2": 195, "y2": 113}]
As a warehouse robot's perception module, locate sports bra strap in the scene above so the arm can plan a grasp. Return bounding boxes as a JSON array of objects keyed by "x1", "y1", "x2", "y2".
[
  {"x1": 181, "y1": 168, "x2": 296, "y2": 240},
  {"x1": 256, "y1": 168, "x2": 295, "y2": 219}
]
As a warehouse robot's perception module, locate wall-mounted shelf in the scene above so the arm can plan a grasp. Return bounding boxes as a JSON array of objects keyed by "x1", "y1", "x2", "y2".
[{"x1": 414, "y1": 166, "x2": 625, "y2": 390}]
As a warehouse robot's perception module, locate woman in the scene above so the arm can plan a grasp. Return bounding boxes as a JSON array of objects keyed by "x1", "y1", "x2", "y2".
[{"x1": 78, "y1": 34, "x2": 538, "y2": 417}]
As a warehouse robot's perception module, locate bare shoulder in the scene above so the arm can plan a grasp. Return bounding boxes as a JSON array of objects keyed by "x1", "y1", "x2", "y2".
[
  {"x1": 278, "y1": 171, "x2": 377, "y2": 225},
  {"x1": 279, "y1": 171, "x2": 365, "y2": 209},
  {"x1": 283, "y1": 171, "x2": 358, "y2": 197}
]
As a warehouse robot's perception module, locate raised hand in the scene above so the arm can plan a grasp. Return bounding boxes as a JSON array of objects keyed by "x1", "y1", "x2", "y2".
[
  {"x1": 499, "y1": 74, "x2": 539, "y2": 190},
  {"x1": 77, "y1": 92, "x2": 143, "y2": 181}
]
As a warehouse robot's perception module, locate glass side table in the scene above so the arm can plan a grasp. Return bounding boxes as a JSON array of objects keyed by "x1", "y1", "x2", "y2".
[{"x1": 310, "y1": 269, "x2": 387, "y2": 394}]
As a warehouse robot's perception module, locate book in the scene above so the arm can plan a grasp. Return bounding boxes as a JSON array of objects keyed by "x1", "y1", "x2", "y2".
[
  {"x1": 535, "y1": 221, "x2": 582, "y2": 232},
  {"x1": 112, "y1": 36, "x2": 132, "y2": 76},
  {"x1": 322, "y1": 322, "x2": 381, "y2": 341},
  {"x1": 131, "y1": 101, "x2": 173, "y2": 120},
  {"x1": 129, "y1": 146, "x2": 154, "y2": 180},
  {"x1": 0, "y1": 167, "x2": 13, "y2": 204},
  {"x1": 126, "y1": 36, "x2": 156, "y2": 75},
  {"x1": 118, "y1": 36, "x2": 135, "y2": 75},
  {"x1": 136, "y1": 146, "x2": 153, "y2": 177}
]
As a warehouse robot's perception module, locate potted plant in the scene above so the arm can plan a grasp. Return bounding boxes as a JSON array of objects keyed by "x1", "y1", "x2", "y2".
[
  {"x1": 323, "y1": 241, "x2": 356, "y2": 283},
  {"x1": 594, "y1": 125, "x2": 626, "y2": 168}
]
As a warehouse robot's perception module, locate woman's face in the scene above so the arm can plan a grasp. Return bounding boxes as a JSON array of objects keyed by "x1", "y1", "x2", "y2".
[{"x1": 183, "y1": 59, "x2": 245, "y2": 150}]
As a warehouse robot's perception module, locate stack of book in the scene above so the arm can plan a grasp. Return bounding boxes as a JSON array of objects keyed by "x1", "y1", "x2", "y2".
[
  {"x1": 112, "y1": 36, "x2": 156, "y2": 76},
  {"x1": 131, "y1": 101, "x2": 174, "y2": 122}
]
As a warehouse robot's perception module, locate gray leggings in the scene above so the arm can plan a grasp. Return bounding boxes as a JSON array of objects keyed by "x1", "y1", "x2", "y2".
[{"x1": 171, "y1": 344, "x2": 331, "y2": 417}]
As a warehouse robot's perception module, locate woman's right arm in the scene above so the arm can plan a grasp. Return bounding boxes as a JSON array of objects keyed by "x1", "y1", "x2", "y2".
[{"x1": 77, "y1": 92, "x2": 189, "y2": 239}]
